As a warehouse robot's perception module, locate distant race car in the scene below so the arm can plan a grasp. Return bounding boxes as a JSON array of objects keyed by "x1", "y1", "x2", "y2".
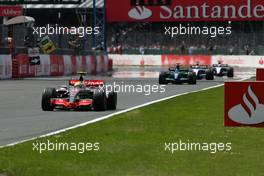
[
  {"x1": 159, "y1": 67, "x2": 197, "y2": 84},
  {"x1": 41, "y1": 73, "x2": 117, "y2": 111},
  {"x1": 190, "y1": 64, "x2": 214, "y2": 80},
  {"x1": 212, "y1": 63, "x2": 234, "y2": 77}
]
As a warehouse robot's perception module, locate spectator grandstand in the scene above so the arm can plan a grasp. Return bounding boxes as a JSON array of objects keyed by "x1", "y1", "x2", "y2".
[
  {"x1": 0, "y1": 1, "x2": 263, "y2": 56},
  {"x1": 107, "y1": 21, "x2": 264, "y2": 55}
]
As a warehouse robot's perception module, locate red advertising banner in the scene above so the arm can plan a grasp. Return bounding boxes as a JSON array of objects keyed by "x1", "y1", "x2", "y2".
[
  {"x1": 50, "y1": 55, "x2": 64, "y2": 76},
  {"x1": 256, "y1": 68, "x2": 264, "y2": 81},
  {"x1": 71, "y1": 55, "x2": 77, "y2": 74},
  {"x1": 0, "y1": 6, "x2": 22, "y2": 17},
  {"x1": 225, "y1": 82, "x2": 264, "y2": 127},
  {"x1": 107, "y1": 0, "x2": 264, "y2": 22},
  {"x1": 161, "y1": 55, "x2": 212, "y2": 66}
]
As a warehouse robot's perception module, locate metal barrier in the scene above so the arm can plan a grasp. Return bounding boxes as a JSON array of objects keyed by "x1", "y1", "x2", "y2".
[{"x1": 0, "y1": 24, "x2": 95, "y2": 55}]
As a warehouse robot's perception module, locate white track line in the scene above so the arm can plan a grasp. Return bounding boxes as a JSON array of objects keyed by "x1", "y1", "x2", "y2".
[{"x1": 0, "y1": 78, "x2": 249, "y2": 149}]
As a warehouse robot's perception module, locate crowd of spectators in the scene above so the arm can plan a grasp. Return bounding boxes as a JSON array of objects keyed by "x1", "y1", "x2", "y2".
[
  {"x1": 1, "y1": 21, "x2": 263, "y2": 55},
  {"x1": 107, "y1": 22, "x2": 263, "y2": 55}
]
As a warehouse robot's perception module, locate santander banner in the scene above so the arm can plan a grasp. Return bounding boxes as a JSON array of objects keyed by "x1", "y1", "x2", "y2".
[
  {"x1": 107, "y1": 0, "x2": 264, "y2": 22},
  {"x1": 225, "y1": 82, "x2": 264, "y2": 127},
  {"x1": 0, "y1": 6, "x2": 22, "y2": 17}
]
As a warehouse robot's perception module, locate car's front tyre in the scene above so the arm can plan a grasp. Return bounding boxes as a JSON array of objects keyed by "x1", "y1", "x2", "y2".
[
  {"x1": 41, "y1": 88, "x2": 56, "y2": 111},
  {"x1": 205, "y1": 69, "x2": 214, "y2": 80},
  {"x1": 159, "y1": 73, "x2": 168, "y2": 84},
  {"x1": 227, "y1": 67, "x2": 234, "y2": 78},
  {"x1": 188, "y1": 72, "x2": 197, "y2": 84}
]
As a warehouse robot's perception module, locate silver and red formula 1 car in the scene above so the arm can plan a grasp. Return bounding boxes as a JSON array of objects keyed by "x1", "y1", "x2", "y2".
[{"x1": 41, "y1": 73, "x2": 117, "y2": 111}]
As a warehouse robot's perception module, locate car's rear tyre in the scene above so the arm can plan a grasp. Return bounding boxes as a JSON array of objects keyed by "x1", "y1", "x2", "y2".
[
  {"x1": 205, "y1": 70, "x2": 214, "y2": 80},
  {"x1": 197, "y1": 70, "x2": 203, "y2": 80},
  {"x1": 219, "y1": 68, "x2": 225, "y2": 77},
  {"x1": 93, "y1": 89, "x2": 107, "y2": 111},
  {"x1": 107, "y1": 91, "x2": 117, "y2": 110},
  {"x1": 188, "y1": 73, "x2": 197, "y2": 84},
  {"x1": 159, "y1": 73, "x2": 167, "y2": 84},
  {"x1": 227, "y1": 67, "x2": 234, "y2": 78},
  {"x1": 41, "y1": 88, "x2": 56, "y2": 111}
]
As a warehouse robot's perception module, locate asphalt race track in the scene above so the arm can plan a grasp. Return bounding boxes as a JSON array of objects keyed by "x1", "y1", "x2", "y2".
[{"x1": 0, "y1": 67, "x2": 254, "y2": 146}]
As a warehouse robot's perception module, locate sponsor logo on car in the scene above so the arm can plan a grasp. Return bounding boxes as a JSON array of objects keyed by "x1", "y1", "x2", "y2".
[{"x1": 225, "y1": 82, "x2": 264, "y2": 127}]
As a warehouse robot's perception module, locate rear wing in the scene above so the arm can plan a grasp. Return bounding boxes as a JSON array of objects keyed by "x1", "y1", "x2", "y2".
[
  {"x1": 212, "y1": 64, "x2": 228, "y2": 67},
  {"x1": 69, "y1": 80, "x2": 105, "y2": 87},
  {"x1": 190, "y1": 65, "x2": 208, "y2": 69}
]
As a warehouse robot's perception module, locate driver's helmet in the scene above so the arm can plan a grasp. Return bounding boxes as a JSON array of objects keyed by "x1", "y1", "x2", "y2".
[
  {"x1": 176, "y1": 64, "x2": 180, "y2": 71},
  {"x1": 74, "y1": 81, "x2": 83, "y2": 88},
  {"x1": 191, "y1": 61, "x2": 200, "y2": 69}
]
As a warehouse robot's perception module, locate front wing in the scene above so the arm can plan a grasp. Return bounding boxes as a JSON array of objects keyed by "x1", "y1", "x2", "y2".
[{"x1": 51, "y1": 98, "x2": 93, "y2": 110}]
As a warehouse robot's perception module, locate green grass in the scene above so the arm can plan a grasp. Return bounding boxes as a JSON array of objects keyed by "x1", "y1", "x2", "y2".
[{"x1": 1, "y1": 86, "x2": 264, "y2": 176}]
